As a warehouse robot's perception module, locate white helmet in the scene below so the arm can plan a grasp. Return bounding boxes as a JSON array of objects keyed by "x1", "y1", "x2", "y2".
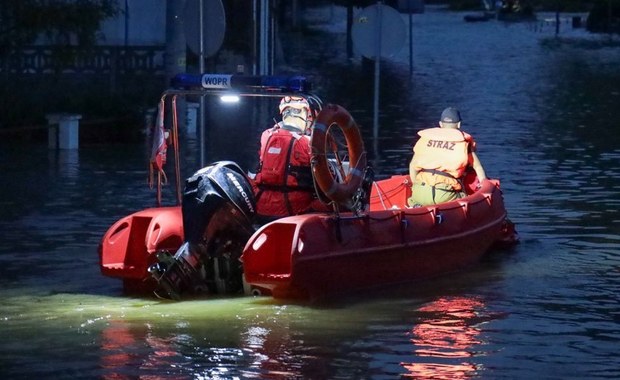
[
  {"x1": 279, "y1": 96, "x2": 314, "y2": 132},
  {"x1": 279, "y1": 95, "x2": 311, "y2": 116}
]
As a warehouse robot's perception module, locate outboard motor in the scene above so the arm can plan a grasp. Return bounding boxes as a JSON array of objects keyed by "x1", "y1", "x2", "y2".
[{"x1": 149, "y1": 161, "x2": 256, "y2": 300}]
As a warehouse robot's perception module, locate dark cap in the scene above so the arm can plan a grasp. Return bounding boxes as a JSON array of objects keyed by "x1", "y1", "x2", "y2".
[{"x1": 440, "y1": 107, "x2": 462, "y2": 123}]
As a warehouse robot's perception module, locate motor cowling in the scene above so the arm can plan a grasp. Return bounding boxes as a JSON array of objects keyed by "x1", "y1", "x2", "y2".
[{"x1": 182, "y1": 161, "x2": 256, "y2": 242}]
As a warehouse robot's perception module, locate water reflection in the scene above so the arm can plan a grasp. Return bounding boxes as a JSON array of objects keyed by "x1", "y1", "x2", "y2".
[
  {"x1": 100, "y1": 320, "x2": 192, "y2": 379},
  {"x1": 97, "y1": 303, "x2": 317, "y2": 379},
  {"x1": 401, "y1": 296, "x2": 497, "y2": 379},
  {"x1": 239, "y1": 321, "x2": 305, "y2": 379},
  {"x1": 48, "y1": 149, "x2": 80, "y2": 180},
  {"x1": 100, "y1": 321, "x2": 143, "y2": 379}
]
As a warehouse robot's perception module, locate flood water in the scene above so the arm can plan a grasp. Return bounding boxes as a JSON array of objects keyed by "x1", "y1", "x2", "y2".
[{"x1": 1, "y1": 5, "x2": 620, "y2": 379}]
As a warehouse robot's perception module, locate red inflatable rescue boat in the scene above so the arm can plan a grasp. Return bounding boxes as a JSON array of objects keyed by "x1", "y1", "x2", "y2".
[
  {"x1": 98, "y1": 73, "x2": 518, "y2": 300},
  {"x1": 241, "y1": 175, "x2": 517, "y2": 300}
]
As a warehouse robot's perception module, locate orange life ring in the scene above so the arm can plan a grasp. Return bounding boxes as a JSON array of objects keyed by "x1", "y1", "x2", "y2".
[{"x1": 311, "y1": 104, "x2": 366, "y2": 208}]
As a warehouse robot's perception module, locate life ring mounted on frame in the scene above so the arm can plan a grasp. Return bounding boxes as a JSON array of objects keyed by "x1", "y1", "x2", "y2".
[{"x1": 310, "y1": 104, "x2": 373, "y2": 213}]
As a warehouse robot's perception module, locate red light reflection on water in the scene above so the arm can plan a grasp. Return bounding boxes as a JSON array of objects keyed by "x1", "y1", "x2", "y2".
[
  {"x1": 100, "y1": 322, "x2": 136, "y2": 377},
  {"x1": 100, "y1": 321, "x2": 183, "y2": 380},
  {"x1": 401, "y1": 296, "x2": 487, "y2": 379}
]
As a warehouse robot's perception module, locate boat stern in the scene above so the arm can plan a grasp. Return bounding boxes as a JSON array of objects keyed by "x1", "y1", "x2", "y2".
[
  {"x1": 241, "y1": 216, "x2": 313, "y2": 299},
  {"x1": 99, "y1": 206, "x2": 184, "y2": 291}
]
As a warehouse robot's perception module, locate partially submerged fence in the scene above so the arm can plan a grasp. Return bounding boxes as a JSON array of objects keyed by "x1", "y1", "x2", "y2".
[{"x1": 0, "y1": 45, "x2": 165, "y2": 76}]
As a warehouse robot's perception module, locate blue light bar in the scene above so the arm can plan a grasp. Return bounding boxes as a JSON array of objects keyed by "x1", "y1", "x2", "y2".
[{"x1": 170, "y1": 73, "x2": 311, "y2": 93}]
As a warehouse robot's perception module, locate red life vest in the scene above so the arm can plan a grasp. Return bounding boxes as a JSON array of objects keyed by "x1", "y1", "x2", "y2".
[{"x1": 254, "y1": 125, "x2": 314, "y2": 217}]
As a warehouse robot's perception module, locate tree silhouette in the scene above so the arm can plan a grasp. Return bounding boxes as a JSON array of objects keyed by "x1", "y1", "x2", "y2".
[{"x1": 0, "y1": 0, "x2": 120, "y2": 56}]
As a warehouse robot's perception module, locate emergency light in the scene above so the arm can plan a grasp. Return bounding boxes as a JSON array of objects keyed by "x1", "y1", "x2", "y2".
[{"x1": 220, "y1": 95, "x2": 240, "y2": 103}]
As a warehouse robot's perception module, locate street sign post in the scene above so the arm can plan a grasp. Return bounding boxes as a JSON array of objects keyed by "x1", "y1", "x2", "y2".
[{"x1": 352, "y1": 4, "x2": 406, "y2": 150}]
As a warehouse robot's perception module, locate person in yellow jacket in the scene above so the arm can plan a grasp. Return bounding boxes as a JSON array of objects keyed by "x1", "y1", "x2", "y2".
[{"x1": 407, "y1": 107, "x2": 487, "y2": 206}]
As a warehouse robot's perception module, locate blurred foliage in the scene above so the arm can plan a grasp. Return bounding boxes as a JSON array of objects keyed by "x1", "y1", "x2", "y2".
[{"x1": 0, "y1": 0, "x2": 120, "y2": 55}]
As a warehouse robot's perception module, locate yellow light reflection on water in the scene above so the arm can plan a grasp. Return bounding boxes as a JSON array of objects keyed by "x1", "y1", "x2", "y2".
[
  {"x1": 2, "y1": 289, "x2": 487, "y2": 378},
  {"x1": 0, "y1": 292, "x2": 313, "y2": 377},
  {"x1": 1, "y1": 293, "x2": 288, "y2": 327},
  {"x1": 0, "y1": 291, "x2": 386, "y2": 378}
]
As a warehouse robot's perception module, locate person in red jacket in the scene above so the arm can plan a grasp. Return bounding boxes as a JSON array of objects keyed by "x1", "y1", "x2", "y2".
[
  {"x1": 408, "y1": 107, "x2": 487, "y2": 207},
  {"x1": 249, "y1": 96, "x2": 324, "y2": 223}
]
